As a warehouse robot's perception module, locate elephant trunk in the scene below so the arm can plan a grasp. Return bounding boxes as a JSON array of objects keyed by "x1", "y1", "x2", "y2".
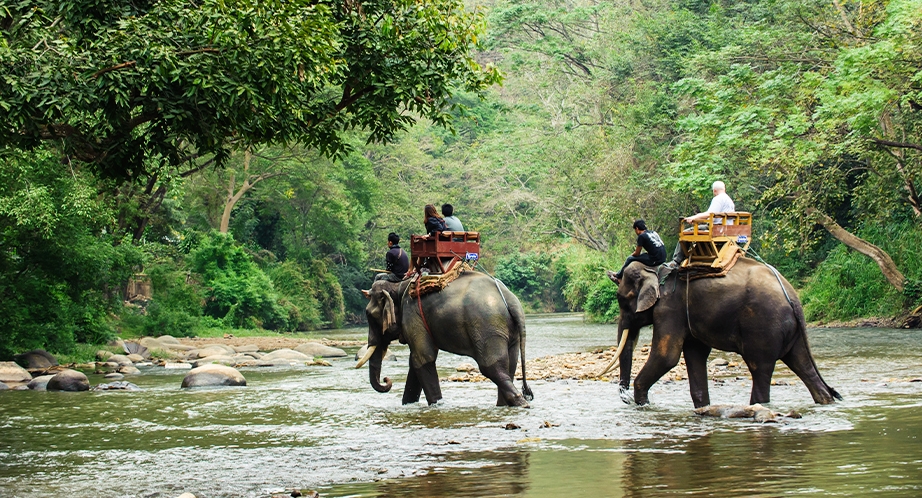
[{"x1": 368, "y1": 342, "x2": 392, "y2": 393}]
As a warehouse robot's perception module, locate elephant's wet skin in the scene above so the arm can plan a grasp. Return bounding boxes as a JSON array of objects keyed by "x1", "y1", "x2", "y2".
[
  {"x1": 615, "y1": 258, "x2": 841, "y2": 407},
  {"x1": 361, "y1": 272, "x2": 533, "y2": 407}
]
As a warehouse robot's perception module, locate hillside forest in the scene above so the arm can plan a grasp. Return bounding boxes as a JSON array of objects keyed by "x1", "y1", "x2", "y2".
[{"x1": 2, "y1": 0, "x2": 921, "y2": 358}]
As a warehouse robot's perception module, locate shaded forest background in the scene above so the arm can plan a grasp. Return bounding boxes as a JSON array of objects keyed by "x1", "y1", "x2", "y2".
[{"x1": 2, "y1": 0, "x2": 921, "y2": 358}]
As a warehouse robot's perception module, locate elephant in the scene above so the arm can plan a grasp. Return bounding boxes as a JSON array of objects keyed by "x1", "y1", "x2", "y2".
[
  {"x1": 356, "y1": 271, "x2": 533, "y2": 407},
  {"x1": 610, "y1": 258, "x2": 841, "y2": 407}
]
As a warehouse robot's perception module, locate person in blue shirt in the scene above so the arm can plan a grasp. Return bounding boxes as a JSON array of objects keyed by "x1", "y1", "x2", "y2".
[{"x1": 608, "y1": 219, "x2": 666, "y2": 284}]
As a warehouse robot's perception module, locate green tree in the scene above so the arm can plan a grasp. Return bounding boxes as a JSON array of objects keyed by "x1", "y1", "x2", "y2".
[{"x1": 1, "y1": 0, "x2": 501, "y2": 181}]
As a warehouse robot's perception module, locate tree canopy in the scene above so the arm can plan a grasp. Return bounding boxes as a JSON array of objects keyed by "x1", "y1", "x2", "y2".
[{"x1": 0, "y1": 0, "x2": 500, "y2": 180}]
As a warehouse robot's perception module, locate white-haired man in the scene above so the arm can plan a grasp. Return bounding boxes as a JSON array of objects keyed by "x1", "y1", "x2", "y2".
[{"x1": 671, "y1": 180, "x2": 735, "y2": 264}]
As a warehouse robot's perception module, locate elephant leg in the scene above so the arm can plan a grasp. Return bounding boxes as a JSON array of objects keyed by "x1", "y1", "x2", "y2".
[
  {"x1": 745, "y1": 357, "x2": 775, "y2": 405},
  {"x1": 633, "y1": 334, "x2": 684, "y2": 406},
  {"x1": 780, "y1": 338, "x2": 838, "y2": 404},
  {"x1": 481, "y1": 361, "x2": 529, "y2": 408},
  {"x1": 683, "y1": 338, "x2": 712, "y2": 408},
  {"x1": 416, "y1": 362, "x2": 443, "y2": 405},
  {"x1": 402, "y1": 367, "x2": 423, "y2": 405}
]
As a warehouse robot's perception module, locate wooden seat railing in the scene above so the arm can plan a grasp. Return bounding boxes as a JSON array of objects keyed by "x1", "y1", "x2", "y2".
[
  {"x1": 679, "y1": 212, "x2": 752, "y2": 268},
  {"x1": 410, "y1": 231, "x2": 481, "y2": 274}
]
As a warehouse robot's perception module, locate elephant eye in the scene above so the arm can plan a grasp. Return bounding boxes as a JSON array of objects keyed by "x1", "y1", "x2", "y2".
[{"x1": 625, "y1": 291, "x2": 636, "y2": 300}]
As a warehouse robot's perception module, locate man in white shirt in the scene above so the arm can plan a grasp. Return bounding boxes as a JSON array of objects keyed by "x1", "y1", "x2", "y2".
[
  {"x1": 671, "y1": 181, "x2": 735, "y2": 264},
  {"x1": 684, "y1": 180, "x2": 735, "y2": 225}
]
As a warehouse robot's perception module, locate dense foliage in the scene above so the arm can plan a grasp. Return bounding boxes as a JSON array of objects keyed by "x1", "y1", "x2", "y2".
[{"x1": 2, "y1": 0, "x2": 921, "y2": 358}]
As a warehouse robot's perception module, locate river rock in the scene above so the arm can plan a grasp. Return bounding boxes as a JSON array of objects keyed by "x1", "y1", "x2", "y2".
[
  {"x1": 456, "y1": 363, "x2": 477, "y2": 373},
  {"x1": 0, "y1": 382, "x2": 8, "y2": 391},
  {"x1": 708, "y1": 358, "x2": 729, "y2": 368},
  {"x1": 232, "y1": 344, "x2": 260, "y2": 353},
  {"x1": 93, "y1": 381, "x2": 141, "y2": 391},
  {"x1": 139, "y1": 336, "x2": 164, "y2": 349},
  {"x1": 96, "y1": 350, "x2": 114, "y2": 361},
  {"x1": 176, "y1": 493, "x2": 197, "y2": 498},
  {"x1": 191, "y1": 355, "x2": 239, "y2": 367},
  {"x1": 261, "y1": 349, "x2": 312, "y2": 362},
  {"x1": 127, "y1": 353, "x2": 145, "y2": 363},
  {"x1": 108, "y1": 354, "x2": 133, "y2": 366},
  {"x1": 164, "y1": 362, "x2": 193, "y2": 370},
  {"x1": 28, "y1": 375, "x2": 56, "y2": 391},
  {"x1": 196, "y1": 345, "x2": 236, "y2": 358},
  {"x1": 295, "y1": 343, "x2": 348, "y2": 358},
  {"x1": 0, "y1": 361, "x2": 32, "y2": 383},
  {"x1": 181, "y1": 364, "x2": 246, "y2": 388},
  {"x1": 14, "y1": 349, "x2": 58, "y2": 369},
  {"x1": 157, "y1": 335, "x2": 181, "y2": 344},
  {"x1": 47, "y1": 369, "x2": 90, "y2": 392},
  {"x1": 118, "y1": 365, "x2": 141, "y2": 375},
  {"x1": 104, "y1": 372, "x2": 125, "y2": 379}
]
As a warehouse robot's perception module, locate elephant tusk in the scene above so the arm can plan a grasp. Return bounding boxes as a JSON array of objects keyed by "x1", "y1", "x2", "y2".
[
  {"x1": 354, "y1": 345, "x2": 377, "y2": 369},
  {"x1": 596, "y1": 329, "x2": 630, "y2": 378}
]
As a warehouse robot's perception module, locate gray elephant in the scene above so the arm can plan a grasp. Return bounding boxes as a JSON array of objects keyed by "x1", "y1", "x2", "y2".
[
  {"x1": 357, "y1": 271, "x2": 533, "y2": 407},
  {"x1": 610, "y1": 258, "x2": 841, "y2": 407}
]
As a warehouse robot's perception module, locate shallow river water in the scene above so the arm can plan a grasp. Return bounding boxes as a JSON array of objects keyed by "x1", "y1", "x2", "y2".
[{"x1": 2, "y1": 314, "x2": 921, "y2": 497}]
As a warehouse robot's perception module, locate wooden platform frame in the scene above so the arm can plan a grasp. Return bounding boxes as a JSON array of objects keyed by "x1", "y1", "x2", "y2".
[
  {"x1": 679, "y1": 212, "x2": 752, "y2": 268},
  {"x1": 410, "y1": 231, "x2": 481, "y2": 274}
]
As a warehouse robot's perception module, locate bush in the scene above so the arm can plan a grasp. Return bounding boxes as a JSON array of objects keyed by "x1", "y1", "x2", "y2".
[{"x1": 189, "y1": 232, "x2": 289, "y2": 329}]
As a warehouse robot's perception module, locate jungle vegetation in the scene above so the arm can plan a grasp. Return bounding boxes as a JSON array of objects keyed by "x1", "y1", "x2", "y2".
[{"x1": 1, "y1": 0, "x2": 920, "y2": 358}]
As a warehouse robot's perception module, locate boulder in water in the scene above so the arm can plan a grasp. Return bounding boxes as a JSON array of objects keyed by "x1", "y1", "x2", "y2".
[
  {"x1": 27, "y1": 375, "x2": 56, "y2": 391},
  {"x1": 107, "y1": 354, "x2": 133, "y2": 366},
  {"x1": 295, "y1": 343, "x2": 347, "y2": 358},
  {"x1": 261, "y1": 349, "x2": 312, "y2": 362},
  {"x1": 93, "y1": 381, "x2": 141, "y2": 391},
  {"x1": 14, "y1": 349, "x2": 58, "y2": 369},
  {"x1": 0, "y1": 361, "x2": 32, "y2": 384},
  {"x1": 181, "y1": 364, "x2": 246, "y2": 388},
  {"x1": 47, "y1": 369, "x2": 90, "y2": 392}
]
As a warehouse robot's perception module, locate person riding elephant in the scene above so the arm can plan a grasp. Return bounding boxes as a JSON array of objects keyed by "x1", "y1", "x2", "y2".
[
  {"x1": 356, "y1": 271, "x2": 533, "y2": 407},
  {"x1": 608, "y1": 258, "x2": 841, "y2": 407}
]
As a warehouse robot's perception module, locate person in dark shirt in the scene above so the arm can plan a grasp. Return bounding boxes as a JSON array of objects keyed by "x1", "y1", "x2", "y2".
[
  {"x1": 424, "y1": 204, "x2": 448, "y2": 235},
  {"x1": 608, "y1": 219, "x2": 666, "y2": 284},
  {"x1": 374, "y1": 232, "x2": 410, "y2": 282}
]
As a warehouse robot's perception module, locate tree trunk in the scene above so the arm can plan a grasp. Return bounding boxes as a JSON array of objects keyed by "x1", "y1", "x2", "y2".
[
  {"x1": 809, "y1": 209, "x2": 906, "y2": 291},
  {"x1": 219, "y1": 149, "x2": 281, "y2": 233}
]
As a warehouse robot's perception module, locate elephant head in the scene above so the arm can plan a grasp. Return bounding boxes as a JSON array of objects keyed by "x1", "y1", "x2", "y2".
[
  {"x1": 356, "y1": 280, "x2": 402, "y2": 393},
  {"x1": 616, "y1": 263, "x2": 659, "y2": 330}
]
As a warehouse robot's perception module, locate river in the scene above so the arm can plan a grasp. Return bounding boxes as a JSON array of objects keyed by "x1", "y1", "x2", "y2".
[{"x1": 1, "y1": 314, "x2": 921, "y2": 497}]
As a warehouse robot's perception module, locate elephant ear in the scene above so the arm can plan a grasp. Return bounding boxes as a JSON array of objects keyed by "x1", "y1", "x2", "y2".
[
  {"x1": 380, "y1": 291, "x2": 397, "y2": 333},
  {"x1": 636, "y1": 268, "x2": 660, "y2": 313}
]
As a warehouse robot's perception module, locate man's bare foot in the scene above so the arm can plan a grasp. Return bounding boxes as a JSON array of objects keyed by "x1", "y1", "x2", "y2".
[{"x1": 606, "y1": 270, "x2": 621, "y2": 284}]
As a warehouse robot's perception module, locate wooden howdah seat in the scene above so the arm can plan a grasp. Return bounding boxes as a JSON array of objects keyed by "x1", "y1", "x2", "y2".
[
  {"x1": 410, "y1": 231, "x2": 481, "y2": 275},
  {"x1": 679, "y1": 212, "x2": 752, "y2": 269}
]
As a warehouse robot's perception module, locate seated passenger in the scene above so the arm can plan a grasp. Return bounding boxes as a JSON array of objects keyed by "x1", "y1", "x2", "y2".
[
  {"x1": 374, "y1": 232, "x2": 409, "y2": 283},
  {"x1": 441, "y1": 203, "x2": 464, "y2": 231},
  {"x1": 672, "y1": 180, "x2": 735, "y2": 264},
  {"x1": 608, "y1": 219, "x2": 666, "y2": 284},
  {"x1": 424, "y1": 204, "x2": 448, "y2": 236}
]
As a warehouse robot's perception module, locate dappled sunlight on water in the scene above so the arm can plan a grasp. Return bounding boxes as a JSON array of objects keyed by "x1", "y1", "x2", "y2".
[{"x1": 2, "y1": 316, "x2": 921, "y2": 497}]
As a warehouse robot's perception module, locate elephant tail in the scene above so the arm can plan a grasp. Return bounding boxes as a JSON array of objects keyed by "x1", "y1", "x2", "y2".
[
  {"x1": 499, "y1": 280, "x2": 533, "y2": 402},
  {"x1": 791, "y1": 294, "x2": 843, "y2": 402}
]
